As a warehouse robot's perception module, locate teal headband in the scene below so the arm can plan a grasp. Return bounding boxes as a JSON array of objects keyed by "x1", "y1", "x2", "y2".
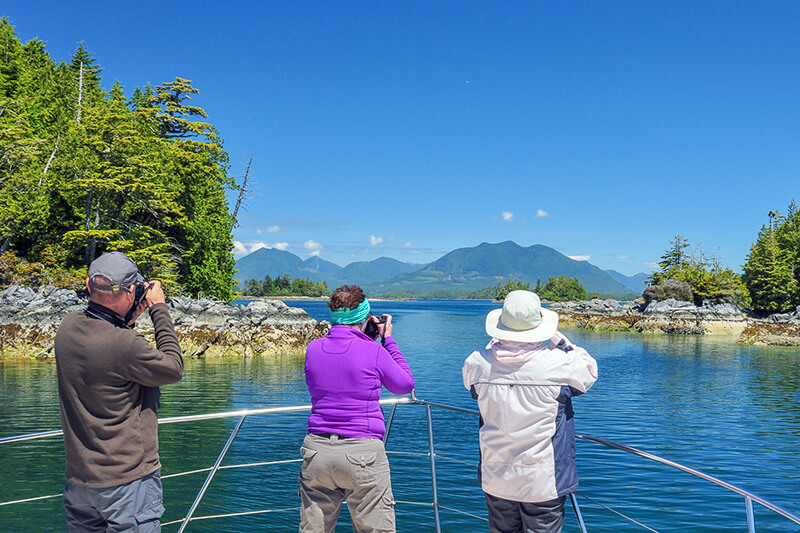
[{"x1": 330, "y1": 299, "x2": 371, "y2": 325}]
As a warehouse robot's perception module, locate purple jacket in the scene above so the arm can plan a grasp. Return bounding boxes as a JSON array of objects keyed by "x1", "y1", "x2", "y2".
[{"x1": 305, "y1": 325, "x2": 415, "y2": 439}]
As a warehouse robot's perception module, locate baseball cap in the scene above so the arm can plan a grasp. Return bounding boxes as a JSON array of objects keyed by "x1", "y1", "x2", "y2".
[{"x1": 88, "y1": 251, "x2": 143, "y2": 292}]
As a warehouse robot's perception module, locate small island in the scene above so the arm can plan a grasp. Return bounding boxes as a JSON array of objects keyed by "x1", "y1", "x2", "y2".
[
  {"x1": 0, "y1": 285, "x2": 329, "y2": 360},
  {"x1": 549, "y1": 298, "x2": 800, "y2": 346}
]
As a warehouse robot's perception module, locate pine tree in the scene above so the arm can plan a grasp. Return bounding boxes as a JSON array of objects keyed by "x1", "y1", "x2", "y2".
[
  {"x1": 0, "y1": 20, "x2": 55, "y2": 256},
  {"x1": 744, "y1": 219, "x2": 798, "y2": 312},
  {"x1": 59, "y1": 81, "x2": 182, "y2": 284},
  {"x1": 145, "y1": 77, "x2": 236, "y2": 299},
  {"x1": 0, "y1": 21, "x2": 239, "y2": 299}
]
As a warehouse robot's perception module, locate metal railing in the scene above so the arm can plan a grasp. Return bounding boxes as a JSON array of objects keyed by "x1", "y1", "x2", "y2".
[{"x1": 2, "y1": 393, "x2": 800, "y2": 532}]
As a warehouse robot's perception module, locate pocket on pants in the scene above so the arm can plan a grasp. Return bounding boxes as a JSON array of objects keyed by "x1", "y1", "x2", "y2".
[
  {"x1": 345, "y1": 451, "x2": 383, "y2": 485},
  {"x1": 134, "y1": 475, "x2": 164, "y2": 527},
  {"x1": 299, "y1": 446, "x2": 319, "y2": 480},
  {"x1": 380, "y1": 490, "x2": 397, "y2": 530}
]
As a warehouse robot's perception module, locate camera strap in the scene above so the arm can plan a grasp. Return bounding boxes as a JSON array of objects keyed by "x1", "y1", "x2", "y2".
[{"x1": 85, "y1": 301, "x2": 132, "y2": 329}]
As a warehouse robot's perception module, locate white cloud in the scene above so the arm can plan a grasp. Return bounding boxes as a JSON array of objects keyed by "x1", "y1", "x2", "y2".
[
  {"x1": 304, "y1": 240, "x2": 323, "y2": 256},
  {"x1": 403, "y1": 242, "x2": 414, "y2": 248},
  {"x1": 615, "y1": 255, "x2": 632, "y2": 260},
  {"x1": 233, "y1": 241, "x2": 249, "y2": 256},
  {"x1": 255, "y1": 225, "x2": 281, "y2": 235},
  {"x1": 233, "y1": 241, "x2": 270, "y2": 256},
  {"x1": 273, "y1": 242, "x2": 289, "y2": 251},
  {"x1": 304, "y1": 239, "x2": 323, "y2": 251},
  {"x1": 535, "y1": 209, "x2": 549, "y2": 218},
  {"x1": 502, "y1": 211, "x2": 514, "y2": 222},
  {"x1": 370, "y1": 235, "x2": 384, "y2": 246},
  {"x1": 568, "y1": 255, "x2": 591, "y2": 262}
]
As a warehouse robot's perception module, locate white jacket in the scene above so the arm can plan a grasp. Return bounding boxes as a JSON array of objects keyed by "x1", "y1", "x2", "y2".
[{"x1": 462, "y1": 334, "x2": 598, "y2": 502}]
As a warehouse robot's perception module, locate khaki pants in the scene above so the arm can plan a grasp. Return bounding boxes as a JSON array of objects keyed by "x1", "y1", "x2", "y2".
[{"x1": 299, "y1": 433, "x2": 396, "y2": 533}]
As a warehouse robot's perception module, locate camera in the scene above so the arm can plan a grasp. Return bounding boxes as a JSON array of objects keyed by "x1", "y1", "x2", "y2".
[
  {"x1": 124, "y1": 282, "x2": 152, "y2": 324},
  {"x1": 363, "y1": 314, "x2": 387, "y2": 340},
  {"x1": 133, "y1": 282, "x2": 151, "y2": 308}
]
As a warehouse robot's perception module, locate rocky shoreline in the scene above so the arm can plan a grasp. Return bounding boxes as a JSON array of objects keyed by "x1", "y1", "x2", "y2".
[
  {"x1": 2, "y1": 286, "x2": 799, "y2": 359},
  {"x1": 548, "y1": 298, "x2": 800, "y2": 346},
  {"x1": 0, "y1": 285, "x2": 330, "y2": 360}
]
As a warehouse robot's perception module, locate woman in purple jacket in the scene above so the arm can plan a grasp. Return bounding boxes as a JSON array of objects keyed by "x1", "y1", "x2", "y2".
[{"x1": 299, "y1": 285, "x2": 415, "y2": 533}]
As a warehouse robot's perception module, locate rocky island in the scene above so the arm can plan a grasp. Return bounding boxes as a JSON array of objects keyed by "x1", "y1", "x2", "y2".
[
  {"x1": 0, "y1": 285, "x2": 330, "y2": 360},
  {"x1": 549, "y1": 298, "x2": 800, "y2": 346},
  {"x1": 2, "y1": 285, "x2": 800, "y2": 360}
]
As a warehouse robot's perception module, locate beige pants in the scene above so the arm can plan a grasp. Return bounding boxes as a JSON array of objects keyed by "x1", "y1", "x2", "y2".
[{"x1": 298, "y1": 433, "x2": 396, "y2": 533}]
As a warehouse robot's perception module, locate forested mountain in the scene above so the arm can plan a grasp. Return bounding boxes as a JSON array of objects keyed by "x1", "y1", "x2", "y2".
[
  {"x1": 605, "y1": 270, "x2": 648, "y2": 292},
  {"x1": 234, "y1": 248, "x2": 423, "y2": 288},
  {"x1": 367, "y1": 241, "x2": 633, "y2": 296},
  {"x1": 236, "y1": 241, "x2": 634, "y2": 297},
  {"x1": 0, "y1": 18, "x2": 237, "y2": 299},
  {"x1": 304, "y1": 255, "x2": 344, "y2": 279},
  {"x1": 339, "y1": 257, "x2": 423, "y2": 285},
  {"x1": 236, "y1": 248, "x2": 325, "y2": 284}
]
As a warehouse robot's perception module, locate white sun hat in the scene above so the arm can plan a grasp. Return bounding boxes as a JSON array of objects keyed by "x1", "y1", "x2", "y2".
[{"x1": 485, "y1": 290, "x2": 559, "y2": 343}]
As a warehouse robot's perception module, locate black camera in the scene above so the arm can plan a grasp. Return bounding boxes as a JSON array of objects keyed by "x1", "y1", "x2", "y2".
[
  {"x1": 133, "y1": 282, "x2": 151, "y2": 308},
  {"x1": 124, "y1": 282, "x2": 151, "y2": 324},
  {"x1": 363, "y1": 314, "x2": 387, "y2": 340}
]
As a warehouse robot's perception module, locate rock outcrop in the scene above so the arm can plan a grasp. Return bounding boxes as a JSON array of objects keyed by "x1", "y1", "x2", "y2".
[
  {"x1": 549, "y1": 298, "x2": 800, "y2": 345},
  {"x1": 0, "y1": 285, "x2": 330, "y2": 359}
]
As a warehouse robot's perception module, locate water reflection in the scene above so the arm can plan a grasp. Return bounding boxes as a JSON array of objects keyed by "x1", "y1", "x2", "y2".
[{"x1": 2, "y1": 300, "x2": 800, "y2": 531}]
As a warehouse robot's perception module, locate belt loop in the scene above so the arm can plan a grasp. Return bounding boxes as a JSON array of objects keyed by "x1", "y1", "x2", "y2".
[{"x1": 331, "y1": 434, "x2": 339, "y2": 441}]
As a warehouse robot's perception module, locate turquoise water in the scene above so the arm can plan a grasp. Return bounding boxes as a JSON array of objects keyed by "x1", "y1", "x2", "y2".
[{"x1": 2, "y1": 299, "x2": 800, "y2": 531}]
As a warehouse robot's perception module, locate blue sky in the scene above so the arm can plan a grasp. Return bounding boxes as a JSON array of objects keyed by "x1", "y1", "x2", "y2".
[{"x1": 4, "y1": 2, "x2": 799, "y2": 276}]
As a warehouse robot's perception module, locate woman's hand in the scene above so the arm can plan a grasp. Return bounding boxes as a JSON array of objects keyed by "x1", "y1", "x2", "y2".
[
  {"x1": 377, "y1": 314, "x2": 393, "y2": 338},
  {"x1": 549, "y1": 330, "x2": 570, "y2": 347}
]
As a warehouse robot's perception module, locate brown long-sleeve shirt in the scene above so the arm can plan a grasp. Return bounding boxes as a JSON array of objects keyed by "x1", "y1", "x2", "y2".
[{"x1": 55, "y1": 302, "x2": 183, "y2": 488}]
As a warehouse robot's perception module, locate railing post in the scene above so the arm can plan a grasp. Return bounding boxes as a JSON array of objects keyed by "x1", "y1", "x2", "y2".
[
  {"x1": 425, "y1": 404, "x2": 442, "y2": 533},
  {"x1": 746, "y1": 496, "x2": 756, "y2": 533},
  {"x1": 177, "y1": 415, "x2": 247, "y2": 533},
  {"x1": 384, "y1": 403, "x2": 398, "y2": 446},
  {"x1": 570, "y1": 492, "x2": 588, "y2": 533}
]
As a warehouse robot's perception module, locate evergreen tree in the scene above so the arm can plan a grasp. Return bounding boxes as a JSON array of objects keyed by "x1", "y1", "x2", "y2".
[
  {"x1": 146, "y1": 78, "x2": 237, "y2": 299},
  {"x1": 0, "y1": 20, "x2": 55, "y2": 256},
  {"x1": 648, "y1": 236, "x2": 749, "y2": 306},
  {"x1": 59, "y1": 81, "x2": 182, "y2": 283},
  {"x1": 495, "y1": 279, "x2": 533, "y2": 300},
  {"x1": 539, "y1": 276, "x2": 588, "y2": 302},
  {"x1": 650, "y1": 235, "x2": 690, "y2": 285},
  {"x1": 0, "y1": 20, "x2": 239, "y2": 299},
  {"x1": 744, "y1": 210, "x2": 799, "y2": 313}
]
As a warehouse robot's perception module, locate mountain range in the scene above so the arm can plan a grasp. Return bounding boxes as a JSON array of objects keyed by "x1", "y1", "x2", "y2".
[
  {"x1": 235, "y1": 248, "x2": 423, "y2": 287},
  {"x1": 235, "y1": 241, "x2": 647, "y2": 297}
]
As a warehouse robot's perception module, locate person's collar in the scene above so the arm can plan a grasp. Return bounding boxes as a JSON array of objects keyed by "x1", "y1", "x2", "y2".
[
  {"x1": 330, "y1": 324, "x2": 371, "y2": 340},
  {"x1": 85, "y1": 301, "x2": 131, "y2": 329}
]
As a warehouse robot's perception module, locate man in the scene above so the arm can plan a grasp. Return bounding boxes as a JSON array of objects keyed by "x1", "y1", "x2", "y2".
[
  {"x1": 55, "y1": 251, "x2": 183, "y2": 532},
  {"x1": 462, "y1": 290, "x2": 598, "y2": 533}
]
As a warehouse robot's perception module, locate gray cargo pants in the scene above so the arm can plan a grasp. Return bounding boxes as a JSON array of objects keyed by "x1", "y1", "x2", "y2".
[
  {"x1": 484, "y1": 492, "x2": 566, "y2": 533},
  {"x1": 63, "y1": 469, "x2": 164, "y2": 532},
  {"x1": 298, "y1": 433, "x2": 396, "y2": 533}
]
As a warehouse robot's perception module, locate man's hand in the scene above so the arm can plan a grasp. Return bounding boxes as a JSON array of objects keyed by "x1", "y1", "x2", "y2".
[{"x1": 145, "y1": 280, "x2": 166, "y2": 307}]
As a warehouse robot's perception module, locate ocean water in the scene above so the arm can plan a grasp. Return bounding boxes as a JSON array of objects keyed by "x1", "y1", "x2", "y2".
[{"x1": 1, "y1": 299, "x2": 800, "y2": 532}]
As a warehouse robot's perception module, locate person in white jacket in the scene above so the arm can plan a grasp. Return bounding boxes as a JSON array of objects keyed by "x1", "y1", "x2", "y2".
[{"x1": 463, "y1": 290, "x2": 598, "y2": 533}]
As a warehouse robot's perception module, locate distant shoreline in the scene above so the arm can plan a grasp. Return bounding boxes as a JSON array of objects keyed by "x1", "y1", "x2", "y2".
[{"x1": 239, "y1": 296, "x2": 422, "y2": 302}]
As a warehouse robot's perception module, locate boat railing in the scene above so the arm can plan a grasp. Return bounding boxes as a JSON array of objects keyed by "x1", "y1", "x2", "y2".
[{"x1": 2, "y1": 392, "x2": 799, "y2": 532}]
